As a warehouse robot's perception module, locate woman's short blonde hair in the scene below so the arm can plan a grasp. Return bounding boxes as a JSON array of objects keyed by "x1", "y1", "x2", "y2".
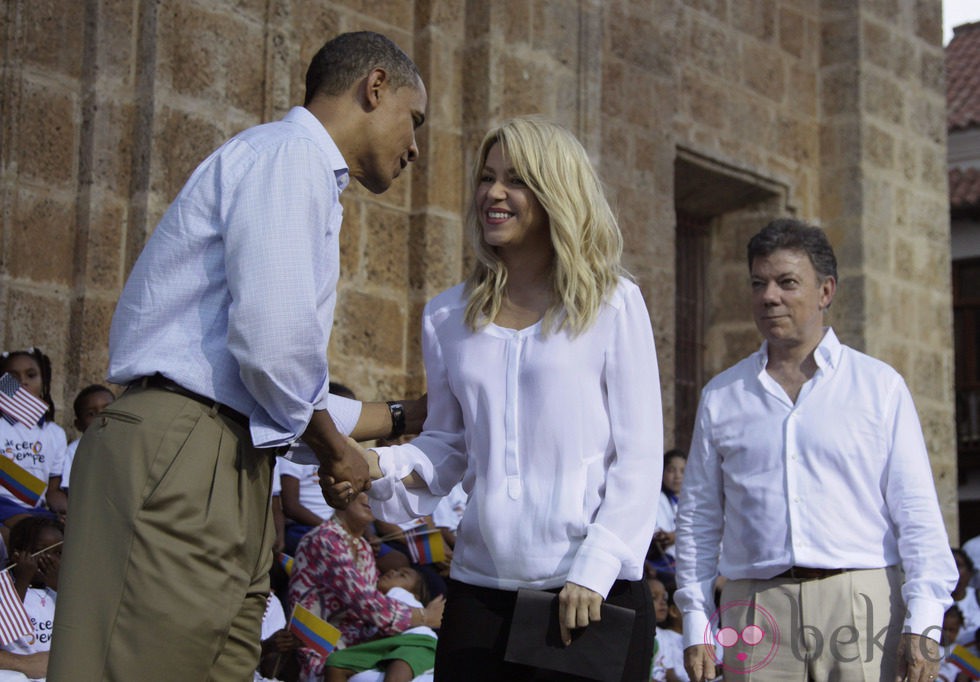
[{"x1": 464, "y1": 117, "x2": 625, "y2": 335}]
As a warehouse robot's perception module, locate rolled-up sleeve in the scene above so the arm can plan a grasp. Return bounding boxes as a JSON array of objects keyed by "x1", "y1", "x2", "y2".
[{"x1": 222, "y1": 138, "x2": 340, "y2": 447}]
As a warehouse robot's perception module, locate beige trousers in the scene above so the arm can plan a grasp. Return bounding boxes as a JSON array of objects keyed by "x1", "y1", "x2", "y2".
[
  {"x1": 48, "y1": 385, "x2": 275, "y2": 681},
  {"x1": 716, "y1": 567, "x2": 903, "y2": 682}
]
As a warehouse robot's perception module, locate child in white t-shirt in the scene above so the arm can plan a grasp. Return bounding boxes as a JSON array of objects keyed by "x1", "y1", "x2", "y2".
[
  {"x1": 1, "y1": 517, "x2": 63, "y2": 682},
  {"x1": 60, "y1": 384, "x2": 114, "y2": 494}
]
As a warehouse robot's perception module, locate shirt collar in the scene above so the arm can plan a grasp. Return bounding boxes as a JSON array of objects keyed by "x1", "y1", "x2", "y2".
[
  {"x1": 755, "y1": 327, "x2": 842, "y2": 371},
  {"x1": 282, "y1": 106, "x2": 350, "y2": 192}
]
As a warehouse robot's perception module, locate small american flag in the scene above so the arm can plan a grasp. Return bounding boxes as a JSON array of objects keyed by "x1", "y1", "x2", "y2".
[
  {"x1": 0, "y1": 570, "x2": 32, "y2": 646},
  {"x1": 0, "y1": 373, "x2": 47, "y2": 428}
]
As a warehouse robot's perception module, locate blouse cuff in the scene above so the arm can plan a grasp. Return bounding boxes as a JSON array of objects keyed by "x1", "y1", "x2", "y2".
[{"x1": 566, "y1": 545, "x2": 622, "y2": 599}]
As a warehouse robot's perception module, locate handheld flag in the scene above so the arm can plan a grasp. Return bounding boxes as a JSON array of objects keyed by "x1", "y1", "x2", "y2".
[
  {"x1": 0, "y1": 373, "x2": 46, "y2": 428},
  {"x1": 404, "y1": 527, "x2": 447, "y2": 564},
  {"x1": 0, "y1": 456, "x2": 46, "y2": 507},
  {"x1": 951, "y1": 644, "x2": 980, "y2": 680},
  {"x1": 0, "y1": 570, "x2": 32, "y2": 646},
  {"x1": 289, "y1": 604, "x2": 341, "y2": 659},
  {"x1": 277, "y1": 552, "x2": 294, "y2": 577}
]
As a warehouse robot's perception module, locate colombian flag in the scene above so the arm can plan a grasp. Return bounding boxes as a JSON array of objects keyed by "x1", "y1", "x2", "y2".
[
  {"x1": 951, "y1": 644, "x2": 980, "y2": 680},
  {"x1": 0, "y1": 456, "x2": 46, "y2": 507},
  {"x1": 289, "y1": 604, "x2": 341, "y2": 658},
  {"x1": 404, "y1": 527, "x2": 447, "y2": 564},
  {"x1": 277, "y1": 552, "x2": 294, "y2": 577}
]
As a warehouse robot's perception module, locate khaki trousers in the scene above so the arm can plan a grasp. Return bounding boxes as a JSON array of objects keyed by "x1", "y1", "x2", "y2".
[
  {"x1": 48, "y1": 386, "x2": 275, "y2": 681},
  {"x1": 716, "y1": 567, "x2": 903, "y2": 682}
]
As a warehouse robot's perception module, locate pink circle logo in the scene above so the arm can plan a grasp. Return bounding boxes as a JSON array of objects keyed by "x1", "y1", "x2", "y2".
[{"x1": 704, "y1": 600, "x2": 780, "y2": 674}]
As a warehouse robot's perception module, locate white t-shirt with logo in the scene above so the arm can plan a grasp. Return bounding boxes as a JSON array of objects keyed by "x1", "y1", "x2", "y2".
[{"x1": 0, "y1": 420, "x2": 66, "y2": 507}]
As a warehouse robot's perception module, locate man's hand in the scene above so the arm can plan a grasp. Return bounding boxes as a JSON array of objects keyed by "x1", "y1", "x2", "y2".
[
  {"x1": 684, "y1": 644, "x2": 718, "y2": 682},
  {"x1": 894, "y1": 632, "x2": 941, "y2": 682},
  {"x1": 320, "y1": 437, "x2": 379, "y2": 509},
  {"x1": 318, "y1": 437, "x2": 373, "y2": 510},
  {"x1": 557, "y1": 581, "x2": 602, "y2": 646},
  {"x1": 303, "y1": 410, "x2": 370, "y2": 509}
]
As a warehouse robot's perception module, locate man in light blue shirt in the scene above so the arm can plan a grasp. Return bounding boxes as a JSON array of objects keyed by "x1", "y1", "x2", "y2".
[
  {"x1": 50, "y1": 31, "x2": 427, "y2": 681},
  {"x1": 677, "y1": 219, "x2": 957, "y2": 682}
]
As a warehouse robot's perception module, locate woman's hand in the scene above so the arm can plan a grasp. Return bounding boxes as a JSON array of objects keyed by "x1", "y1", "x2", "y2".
[
  {"x1": 423, "y1": 594, "x2": 446, "y2": 628},
  {"x1": 557, "y1": 581, "x2": 602, "y2": 646}
]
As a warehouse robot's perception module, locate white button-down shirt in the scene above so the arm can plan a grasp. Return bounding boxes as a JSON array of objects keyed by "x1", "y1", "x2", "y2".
[
  {"x1": 675, "y1": 328, "x2": 957, "y2": 647},
  {"x1": 108, "y1": 107, "x2": 359, "y2": 447},
  {"x1": 370, "y1": 278, "x2": 663, "y2": 598}
]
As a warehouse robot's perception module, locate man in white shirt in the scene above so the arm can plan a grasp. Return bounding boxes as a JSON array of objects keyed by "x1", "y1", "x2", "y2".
[
  {"x1": 676, "y1": 218, "x2": 957, "y2": 682},
  {"x1": 49, "y1": 31, "x2": 427, "y2": 682}
]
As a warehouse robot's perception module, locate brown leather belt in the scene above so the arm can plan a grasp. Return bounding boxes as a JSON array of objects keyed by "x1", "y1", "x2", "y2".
[
  {"x1": 137, "y1": 374, "x2": 250, "y2": 430},
  {"x1": 775, "y1": 566, "x2": 849, "y2": 581}
]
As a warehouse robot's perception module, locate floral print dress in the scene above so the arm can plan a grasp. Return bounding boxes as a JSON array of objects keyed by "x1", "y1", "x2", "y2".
[{"x1": 288, "y1": 517, "x2": 414, "y2": 679}]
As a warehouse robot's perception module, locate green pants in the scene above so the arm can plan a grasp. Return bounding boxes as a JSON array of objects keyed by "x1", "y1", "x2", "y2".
[
  {"x1": 326, "y1": 634, "x2": 438, "y2": 677},
  {"x1": 49, "y1": 385, "x2": 275, "y2": 681}
]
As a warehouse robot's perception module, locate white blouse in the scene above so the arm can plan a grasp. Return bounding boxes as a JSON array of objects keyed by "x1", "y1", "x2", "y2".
[{"x1": 370, "y1": 277, "x2": 663, "y2": 597}]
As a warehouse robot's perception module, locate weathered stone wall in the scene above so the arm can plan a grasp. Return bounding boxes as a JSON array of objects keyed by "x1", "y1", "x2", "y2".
[{"x1": 0, "y1": 0, "x2": 956, "y2": 535}]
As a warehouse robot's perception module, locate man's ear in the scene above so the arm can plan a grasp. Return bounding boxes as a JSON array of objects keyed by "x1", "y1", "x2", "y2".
[
  {"x1": 819, "y1": 275, "x2": 837, "y2": 310},
  {"x1": 364, "y1": 67, "x2": 388, "y2": 111}
]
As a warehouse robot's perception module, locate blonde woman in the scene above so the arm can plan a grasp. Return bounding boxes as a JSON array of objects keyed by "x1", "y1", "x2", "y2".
[{"x1": 363, "y1": 117, "x2": 663, "y2": 680}]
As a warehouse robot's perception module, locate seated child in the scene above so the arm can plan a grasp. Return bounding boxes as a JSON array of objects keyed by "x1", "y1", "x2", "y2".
[
  {"x1": 279, "y1": 446, "x2": 336, "y2": 555},
  {"x1": 60, "y1": 385, "x2": 114, "y2": 494},
  {"x1": 0, "y1": 349, "x2": 68, "y2": 528},
  {"x1": 648, "y1": 577, "x2": 670, "y2": 682},
  {"x1": 1, "y1": 516, "x2": 63, "y2": 682},
  {"x1": 939, "y1": 624, "x2": 979, "y2": 682},
  {"x1": 255, "y1": 584, "x2": 300, "y2": 682},
  {"x1": 649, "y1": 450, "x2": 686, "y2": 576},
  {"x1": 657, "y1": 583, "x2": 691, "y2": 682},
  {"x1": 324, "y1": 566, "x2": 441, "y2": 682}
]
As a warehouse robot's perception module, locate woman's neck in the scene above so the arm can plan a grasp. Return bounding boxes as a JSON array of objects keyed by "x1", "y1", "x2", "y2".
[{"x1": 497, "y1": 248, "x2": 553, "y2": 318}]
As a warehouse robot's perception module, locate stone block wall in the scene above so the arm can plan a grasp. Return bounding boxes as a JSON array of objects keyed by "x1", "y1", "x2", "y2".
[{"x1": 0, "y1": 0, "x2": 957, "y2": 534}]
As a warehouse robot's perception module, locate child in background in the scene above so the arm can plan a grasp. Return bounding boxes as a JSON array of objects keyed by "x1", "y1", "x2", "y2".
[
  {"x1": 939, "y1": 624, "x2": 979, "y2": 682},
  {"x1": 279, "y1": 449, "x2": 336, "y2": 554},
  {"x1": 255, "y1": 548, "x2": 301, "y2": 682},
  {"x1": 952, "y1": 548, "x2": 980, "y2": 645},
  {"x1": 60, "y1": 385, "x2": 114, "y2": 494},
  {"x1": 0, "y1": 349, "x2": 67, "y2": 528},
  {"x1": 657, "y1": 583, "x2": 690, "y2": 682},
  {"x1": 324, "y1": 566, "x2": 440, "y2": 682},
  {"x1": 649, "y1": 450, "x2": 686, "y2": 576},
  {"x1": 649, "y1": 577, "x2": 670, "y2": 682},
  {"x1": 1, "y1": 516, "x2": 64, "y2": 682}
]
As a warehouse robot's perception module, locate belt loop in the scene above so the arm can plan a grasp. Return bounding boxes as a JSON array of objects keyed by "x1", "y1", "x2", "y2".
[
  {"x1": 207, "y1": 403, "x2": 220, "y2": 419},
  {"x1": 140, "y1": 376, "x2": 150, "y2": 388}
]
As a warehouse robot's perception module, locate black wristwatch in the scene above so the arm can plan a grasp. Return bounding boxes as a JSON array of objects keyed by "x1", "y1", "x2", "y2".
[{"x1": 386, "y1": 401, "x2": 406, "y2": 440}]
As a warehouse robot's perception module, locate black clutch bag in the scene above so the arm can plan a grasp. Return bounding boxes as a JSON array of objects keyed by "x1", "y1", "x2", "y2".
[{"x1": 503, "y1": 588, "x2": 636, "y2": 682}]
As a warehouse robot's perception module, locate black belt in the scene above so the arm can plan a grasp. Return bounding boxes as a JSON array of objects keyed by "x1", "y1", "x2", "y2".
[
  {"x1": 775, "y1": 566, "x2": 849, "y2": 581},
  {"x1": 137, "y1": 374, "x2": 250, "y2": 430}
]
